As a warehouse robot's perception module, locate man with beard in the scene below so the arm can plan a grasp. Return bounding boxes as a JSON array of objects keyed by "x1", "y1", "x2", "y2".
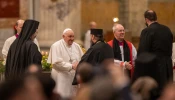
[
  {"x1": 47, "y1": 28, "x2": 83, "y2": 98},
  {"x1": 134, "y1": 10, "x2": 173, "y2": 91},
  {"x1": 72, "y1": 29, "x2": 114, "y2": 85},
  {"x1": 108, "y1": 24, "x2": 137, "y2": 78}
]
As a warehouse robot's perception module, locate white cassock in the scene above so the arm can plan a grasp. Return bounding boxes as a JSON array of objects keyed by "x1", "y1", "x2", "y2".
[
  {"x1": 2, "y1": 35, "x2": 40, "y2": 64},
  {"x1": 172, "y1": 43, "x2": 175, "y2": 81},
  {"x1": 172, "y1": 43, "x2": 175, "y2": 66},
  {"x1": 84, "y1": 30, "x2": 91, "y2": 50},
  {"x1": 114, "y1": 43, "x2": 137, "y2": 73},
  {"x1": 47, "y1": 39, "x2": 83, "y2": 98}
]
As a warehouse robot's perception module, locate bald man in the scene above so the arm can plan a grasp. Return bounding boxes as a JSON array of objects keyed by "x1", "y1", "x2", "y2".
[
  {"x1": 2, "y1": 19, "x2": 40, "y2": 64},
  {"x1": 84, "y1": 21, "x2": 97, "y2": 50},
  {"x1": 47, "y1": 28, "x2": 83, "y2": 98},
  {"x1": 108, "y1": 24, "x2": 137, "y2": 78}
]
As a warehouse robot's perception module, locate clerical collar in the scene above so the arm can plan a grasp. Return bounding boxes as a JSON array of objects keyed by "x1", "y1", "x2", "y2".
[
  {"x1": 149, "y1": 22, "x2": 158, "y2": 27},
  {"x1": 115, "y1": 39, "x2": 124, "y2": 46},
  {"x1": 63, "y1": 39, "x2": 72, "y2": 47},
  {"x1": 91, "y1": 40, "x2": 102, "y2": 47},
  {"x1": 15, "y1": 33, "x2": 19, "y2": 38},
  {"x1": 118, "y1": 41, "x2": 124, "y2": 46}
]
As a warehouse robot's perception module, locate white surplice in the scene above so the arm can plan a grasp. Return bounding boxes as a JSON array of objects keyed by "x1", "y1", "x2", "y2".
[
  {"x1": 114, "y1": 43, "x2": 137, "y2": 76},
  {"x1": 2, "y1": 35, "x2": 40, "y2": 64},
  {"x1": 172, "y1": 43, "x2": 175, "y2": 66},
  {"x1": 47, "y1": 39, "x2": 83, "y2": 98},
  {"x1": 114, "y1": 44, "x2": 137, "y2": 66},
  {"x1": 84, "y1": 30, "x2": 91, "y2": 50},
  {"x1": 2, "y1": 35, "x2": 16, "y2": 59}
]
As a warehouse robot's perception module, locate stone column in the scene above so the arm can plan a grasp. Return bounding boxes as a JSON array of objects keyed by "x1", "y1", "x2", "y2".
[
  {"x1": 128, "y1": 0, "x2": 148, "y2": 37},
  {"x1": 118, "y1": 0, "x2": 129, "y2": 29},
  {"x1": 128, "y1": 0, "x2": 148, "y2": 49}
]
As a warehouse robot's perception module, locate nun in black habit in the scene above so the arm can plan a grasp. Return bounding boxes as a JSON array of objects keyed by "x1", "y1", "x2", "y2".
[{"x1": 5, "y1": 20, "x2": 42, "y2": 80}]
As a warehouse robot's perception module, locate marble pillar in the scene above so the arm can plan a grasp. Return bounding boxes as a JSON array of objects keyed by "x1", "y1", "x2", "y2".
[{"x1": 128, "y1": 0, "x2": 148, "y2": 37}]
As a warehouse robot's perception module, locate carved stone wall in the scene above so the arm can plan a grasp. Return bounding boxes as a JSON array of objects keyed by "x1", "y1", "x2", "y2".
[{"x1": 37, "y1": 0, "x2": 81, "y2": 48}]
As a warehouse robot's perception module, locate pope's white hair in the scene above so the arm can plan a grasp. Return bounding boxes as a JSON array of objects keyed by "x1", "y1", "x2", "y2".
[{"x1": 63, "y1": 28, "x2": 73, "y2": 35}]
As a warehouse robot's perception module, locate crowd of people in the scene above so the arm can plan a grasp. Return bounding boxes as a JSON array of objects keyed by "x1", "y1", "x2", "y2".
[{"x1": 0, "y1": 10, "x2": 174, "y2": 100}]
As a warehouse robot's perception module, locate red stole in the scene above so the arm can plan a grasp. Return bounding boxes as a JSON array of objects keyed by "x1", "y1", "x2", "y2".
[{"x1": 108, "y1": 40, "x2": 134, "y2": 78}]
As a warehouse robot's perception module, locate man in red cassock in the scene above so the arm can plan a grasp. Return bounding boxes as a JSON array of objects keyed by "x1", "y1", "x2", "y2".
[{"x1": 108, "y1": 24, "x2": 137, "y2": 78}]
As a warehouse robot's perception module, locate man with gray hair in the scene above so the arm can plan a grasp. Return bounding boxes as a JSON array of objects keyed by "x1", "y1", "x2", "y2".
[
  {"x1": 108, "y1": 24, "x2": 137, "y2": 78},
  {"x1": 47, "y1": 28, "x2": 83, "y2": 98}
]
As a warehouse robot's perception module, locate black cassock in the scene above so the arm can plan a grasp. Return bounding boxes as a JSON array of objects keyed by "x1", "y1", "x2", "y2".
[
  {"x1": 134, "y1": 22, "x2": 173, "y2": 90},
  {"x1": 5, "y1": 20, "x2": 42, "y2": 80},
  {"x1": 72, "y1": 41, "x2": 114, "y2": 85}
]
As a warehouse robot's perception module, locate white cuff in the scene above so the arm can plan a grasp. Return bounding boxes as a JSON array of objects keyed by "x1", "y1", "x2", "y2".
[
  {"x1": 123, "y1": 62, "x2": 126, "y2": 69},
  {"x1": 70, "y1": 64, "x2": 73, "y2": 71}
]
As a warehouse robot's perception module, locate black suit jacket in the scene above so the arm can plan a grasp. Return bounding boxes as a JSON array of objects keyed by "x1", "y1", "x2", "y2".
[
  {"x1": 135, "y1": 22, "x2": 173, "y2": 91},
  {"x1": 138, "y1": 22, "x2": 173, "y2": 57}
]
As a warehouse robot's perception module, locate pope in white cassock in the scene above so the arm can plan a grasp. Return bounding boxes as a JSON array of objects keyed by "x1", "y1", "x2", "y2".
[{"x1": 47, "y1": 28, "x2": 83, "y2": 98}]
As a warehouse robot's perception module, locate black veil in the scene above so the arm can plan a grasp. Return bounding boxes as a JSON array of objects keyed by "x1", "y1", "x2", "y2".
[{"x1": 5, "y1": 20, "x2": 42, "y2": 80}]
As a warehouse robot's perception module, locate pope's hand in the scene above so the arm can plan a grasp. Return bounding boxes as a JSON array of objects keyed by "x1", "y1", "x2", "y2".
[{"x1": 72, "y1": 61, "x2": 78, "y2": 70}]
